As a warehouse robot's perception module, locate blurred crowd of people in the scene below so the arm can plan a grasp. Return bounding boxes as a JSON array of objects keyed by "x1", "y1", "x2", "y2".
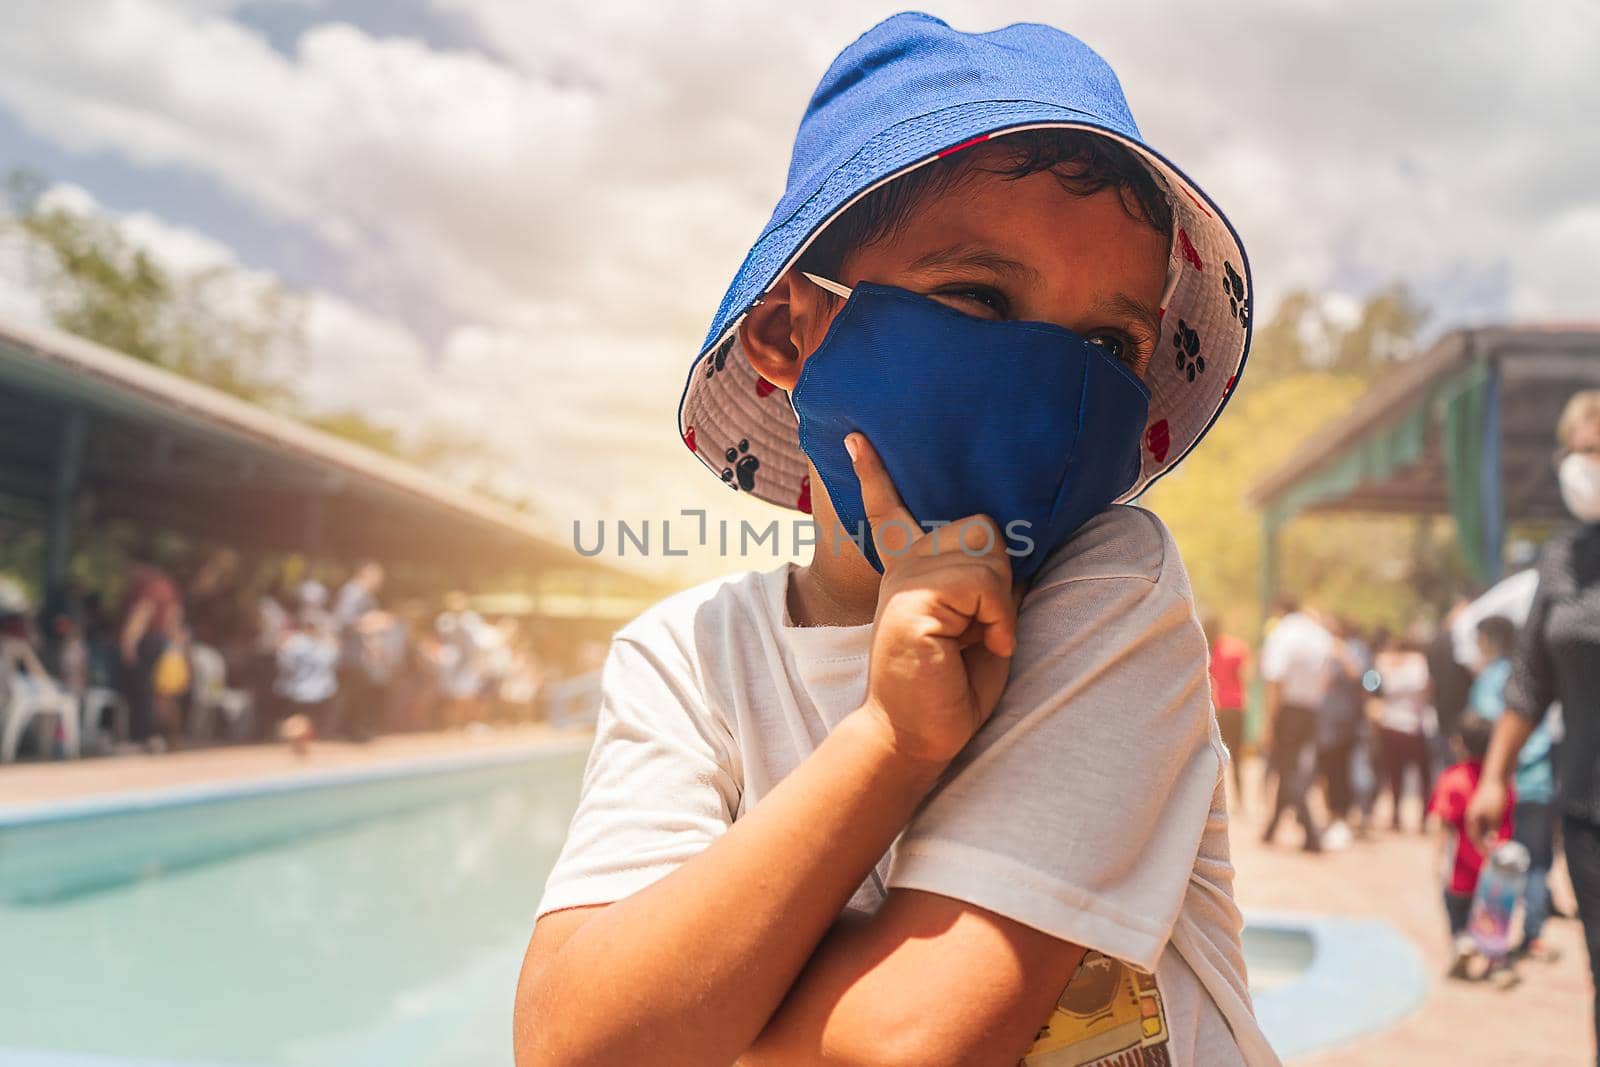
[
  {"x1": 0, "y1": 547, "x2": 595, "y2": 758},
  {"x1": 1208, "y1": 596, "x2": 1566, "y2": 987},
  {"x1": 1232, "y1": 598, "x2": 1562, "y2": 968},
  {"x1": 1209, "y1": 388, "x2": 1600, "y2": 1036}
]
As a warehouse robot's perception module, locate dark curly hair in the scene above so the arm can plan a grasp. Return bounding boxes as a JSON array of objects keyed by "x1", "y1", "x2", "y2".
[{"x1": 795, "y1": 129, "x2": 1173, "y2": 284}]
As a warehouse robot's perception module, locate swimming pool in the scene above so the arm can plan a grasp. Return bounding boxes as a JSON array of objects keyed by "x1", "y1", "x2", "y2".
[
  {"x1": 0, "y1": 744, "x2": 592, "y2": 1067},
  {"x1": 0, "y1": 744, "x2": 1423, "y2": 1065}
]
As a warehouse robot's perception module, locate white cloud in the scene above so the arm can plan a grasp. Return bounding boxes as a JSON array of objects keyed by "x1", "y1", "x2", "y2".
[{"x1": 7, "y1": 181, "x2": 443, "y2": 437}]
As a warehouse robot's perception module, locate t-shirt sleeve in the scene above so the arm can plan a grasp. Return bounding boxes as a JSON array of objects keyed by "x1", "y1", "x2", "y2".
[
  {"x1": 886, "y1": 509, "x2": 1219, "y2": 973},
  {"x1": 535, "y1": 633, "x2": 741, "y2": 918}
]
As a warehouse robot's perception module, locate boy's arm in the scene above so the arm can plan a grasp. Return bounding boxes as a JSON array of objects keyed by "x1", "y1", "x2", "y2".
[
  {"x1": 515, "y1": 434, "x2": 1023, "y2": 1067},
  {"x1": 515, "y1": 708, "x2": 951, "y2": 1067},
  {"x1": 528, "y1": 879, "x2": 1082, "y2": 1067},
  {"x1": 740, "y1": 889, "x2": 1085, "y2": 1066},
  {"x1": 754, "y1": 516, "x2": 1214, "y2": 1065}
]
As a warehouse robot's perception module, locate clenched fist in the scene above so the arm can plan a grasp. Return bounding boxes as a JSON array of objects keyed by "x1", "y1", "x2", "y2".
[{"x1": 847, "y1": 432, "x2": 1020, "y2": 766}]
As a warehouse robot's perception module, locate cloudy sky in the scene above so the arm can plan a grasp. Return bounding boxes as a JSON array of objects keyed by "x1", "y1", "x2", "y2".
[{"x1": 0, "y1": 0, "x2": 1596, "y2": 578}]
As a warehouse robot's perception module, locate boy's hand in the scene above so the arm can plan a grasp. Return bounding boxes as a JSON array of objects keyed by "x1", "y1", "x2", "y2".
[{"x1": 846, "y1": 432, "x2": 1018, "y2": 767}]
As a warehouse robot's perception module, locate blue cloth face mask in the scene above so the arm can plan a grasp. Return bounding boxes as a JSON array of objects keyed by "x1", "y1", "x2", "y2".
[{"x1": 789, "y1": 273, "x2": 1151, "y2": 582}]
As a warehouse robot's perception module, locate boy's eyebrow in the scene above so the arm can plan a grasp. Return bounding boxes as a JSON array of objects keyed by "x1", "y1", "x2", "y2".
[
  {"x1": 1096, "y1": 292, "x2": 1162, "y2": 338},
  {"x1": 905, "y1": 243, "x2": 1042, "y2": 283}
]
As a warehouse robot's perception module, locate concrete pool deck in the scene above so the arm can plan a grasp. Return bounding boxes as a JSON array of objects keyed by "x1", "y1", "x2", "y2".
[
  {"x1": 0, "y1": 725, "x2": 578, "y2": 812},
  {"x1": 1229, "y1": 761, "x2": 1591, "y2": 1065},
  {"x1": 0, "y1": 738, "x2": 1591, "y2": 1063}
]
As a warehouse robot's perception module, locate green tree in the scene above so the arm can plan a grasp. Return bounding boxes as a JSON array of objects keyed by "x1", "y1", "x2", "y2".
[
  {"x1": 1242, "y1": 282, "x2": 1428, "y2": 386},
  {"x1": 300, "y1": 409, "x2": 405, "y2": 455},
  {"x1": 1143, "y1": 283, "x2": 1440, "y2": 636},
  {"x1": 4, "y1": 169, "x2": 302, "y2": 406},
  {"x1": 3, "y1": 168, "x2": 513, "y2": 500}
]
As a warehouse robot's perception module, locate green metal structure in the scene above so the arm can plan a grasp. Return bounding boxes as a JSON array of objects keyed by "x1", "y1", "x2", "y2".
[{"x1": 1247, "y1": 326, "x2": 1600, "y2": 619}]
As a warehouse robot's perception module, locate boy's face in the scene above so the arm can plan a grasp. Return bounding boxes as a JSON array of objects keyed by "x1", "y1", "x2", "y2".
[
  {"x1": 742, "y1": 144, "x2": 1171, "y2": 389},
  {"x1": 739, "y1": 145, "x2": 1170, "y2": 581}
]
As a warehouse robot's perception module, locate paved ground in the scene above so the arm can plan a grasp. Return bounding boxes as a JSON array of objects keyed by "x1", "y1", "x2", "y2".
[
  {"x1": 1230, "y1": 760, "x2": 1592, "y2": 1065},
  {"x1": 0, "y1": 724, "x2": 574, "y2": 810},
  {"x1": 2, "y1": 738, "x2": 1591, "y2": 1062}
]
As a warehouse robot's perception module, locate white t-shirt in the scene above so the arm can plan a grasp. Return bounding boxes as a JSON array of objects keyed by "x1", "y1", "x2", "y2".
[
  {"x1": 537, "y1": 506, "x2": 1278, "y2": 1067},
  {"x1": 1375, "y1": 652, "x2": 1432, "y2": 735},
  {"x1": 1258, "y1": 612, "x2": 1335, "y2": 710},
  {"x1": 274, "y1": 631, "x2": 337, "y2": 704}
]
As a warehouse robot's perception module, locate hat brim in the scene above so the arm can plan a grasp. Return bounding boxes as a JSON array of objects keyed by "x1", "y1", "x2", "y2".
[{"x1": 678, "y1": 110, "x2": 1252, "y2": 515}]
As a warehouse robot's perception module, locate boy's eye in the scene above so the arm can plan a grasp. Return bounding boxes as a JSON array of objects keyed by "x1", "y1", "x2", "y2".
[
  {"x1": 930, "y1": 285, "x2": 1010, "y2": 319},
  {"x1": 1088, "y1": 331, "x2": 1152, "y2": 376}
]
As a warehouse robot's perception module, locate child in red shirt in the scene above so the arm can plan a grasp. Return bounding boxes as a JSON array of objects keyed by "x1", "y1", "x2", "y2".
[{"x1": 1430, "y1": 714, "x2": 1514, "y2": 979}]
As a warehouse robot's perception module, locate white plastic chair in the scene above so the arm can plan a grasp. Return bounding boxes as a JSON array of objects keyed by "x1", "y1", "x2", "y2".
[
  {"x1": 0, "y1": 637, "x2": 81, "y2": 762},
  {"x1": 188, "y1": 643, "x2": 253, "y2": 742},
  {"x1": 81, "y1": 686, "x2": 130, "y2": 753}
]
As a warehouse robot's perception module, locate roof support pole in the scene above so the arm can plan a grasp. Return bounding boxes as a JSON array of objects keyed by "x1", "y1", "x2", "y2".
[
  {"x1": 43, "y1": 407, "x2": 87, "y2": 591},
  {"x1": 1480, "y1": 361, "x2": 1504, "y2": 583}
]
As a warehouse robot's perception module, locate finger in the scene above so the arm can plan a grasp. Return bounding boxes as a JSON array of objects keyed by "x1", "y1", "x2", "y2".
[
  {"x1": 845, "y1": 432, "x2": 921, "y2": 564},
  {"x1": 956, "y1": 564, "x2": 1017, "y2": 659},
  {"x1": 908, "y1": 561, "x2": 1016, "y2": 657},
  {"x1": 950, "y1": 515, "x2": 1019, "y2": 595}
]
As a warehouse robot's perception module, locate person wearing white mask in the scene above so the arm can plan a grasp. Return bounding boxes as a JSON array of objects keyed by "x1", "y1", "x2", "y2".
[{"x1": 1471, "y1": 388, "x2": 1600, "y2": 1061}]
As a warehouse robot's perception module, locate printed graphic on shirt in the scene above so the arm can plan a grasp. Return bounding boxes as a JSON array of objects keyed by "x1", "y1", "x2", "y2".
[{"x1": 1021, "y1": 952, "x2": 1171, "y2": 1067}]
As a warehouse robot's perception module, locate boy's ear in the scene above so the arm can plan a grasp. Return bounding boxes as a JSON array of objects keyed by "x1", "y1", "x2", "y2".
[{"x1": 738, "y1": 271, "x2": 828, "y2": 391}]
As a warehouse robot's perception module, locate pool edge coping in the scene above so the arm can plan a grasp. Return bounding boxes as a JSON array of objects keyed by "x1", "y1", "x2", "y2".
[
  {"x1": 1245, "y1": 908, "x2": 1429, "y2": 1061},
  {"x1": 0, "y1": 735, "x2": 595, "y2": 829}
]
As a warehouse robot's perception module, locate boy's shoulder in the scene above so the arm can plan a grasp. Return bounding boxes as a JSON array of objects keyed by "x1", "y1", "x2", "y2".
[
  {"x1": 1031, "y1": 504, "x2": 1180, "y2": 592},
  {"x1": 615, "y1": 568, "x2": 774, "y2": 652}
]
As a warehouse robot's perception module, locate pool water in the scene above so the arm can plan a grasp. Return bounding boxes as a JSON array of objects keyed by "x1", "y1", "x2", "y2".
[
  {"x1": 0, "y1": 745, "x2": 1421, "y2": 1066},
  {"x1": 0, "y1": 747, "x2": 590, "y2": 1067}
]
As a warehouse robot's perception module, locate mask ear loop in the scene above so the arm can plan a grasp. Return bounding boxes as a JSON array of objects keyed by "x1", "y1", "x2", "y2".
[{"x1": 800, "y1": 272, "x2": 854, "y2": 300}]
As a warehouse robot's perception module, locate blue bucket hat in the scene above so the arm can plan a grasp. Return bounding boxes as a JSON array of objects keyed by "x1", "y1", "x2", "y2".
[{"x1": 678, "y1": 12, "x2": 1252, "y2": 514}]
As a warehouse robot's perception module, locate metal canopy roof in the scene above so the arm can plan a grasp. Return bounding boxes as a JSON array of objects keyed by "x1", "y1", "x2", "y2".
[
  {"x1": 1247, "y1": 326, "x2": 1600, "y2": 523},
  {"x1": 0, "y1": 314, "x2": 599, "y2": 577}
]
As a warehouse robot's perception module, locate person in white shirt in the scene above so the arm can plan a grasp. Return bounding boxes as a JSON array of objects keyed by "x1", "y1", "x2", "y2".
[
  {"x1": 272, "y1": 582, "x2": 339, "y2": 735},
  {"x1": 1258, "y1": 601, "x2": 1336, "y2": 851},
  {"x1": 1372, "y1": 631, "x2": 1436, "y2": 832}
]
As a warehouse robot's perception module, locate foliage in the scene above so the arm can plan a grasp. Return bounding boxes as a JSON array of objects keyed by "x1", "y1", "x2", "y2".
[
  {"x1": 3, "y1": 169, "x2": 515, "y2": 505},
  {"x1": 1243, "y1": 281, "x2": 1428, "y2": 386},
  {"x1": 300, "y1": 409, "x2": 405, "y2": 455},
  {"x1": 4, "y1": 170, "x2": 302, "y2": 407},
  {"x1": 1144, "y1": 282, "x2": 1450, "y2": 637}
]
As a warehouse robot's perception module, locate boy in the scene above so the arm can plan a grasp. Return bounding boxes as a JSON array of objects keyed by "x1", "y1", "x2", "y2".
[
  {"x1": 1431, "y1": 714, "x2": 1515, "y2": 980},
  {"x1": 516, "y1": 14, "x2": 1270, "y2": 1066}
]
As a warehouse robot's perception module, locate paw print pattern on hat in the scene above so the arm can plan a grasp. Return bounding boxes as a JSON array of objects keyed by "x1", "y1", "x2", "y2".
[
  {"x1": 704, "y1": 334, "x2": 736, "y2": 380},
  {"x1": 721, "y1": 438, "x2": 760, "y2": 491},
  {"x1": 1171, "y1": 320, "x2": 1204, "y2": 382},
  {"x1": 1223, "y1": 262, "x2": 1250, "y2": 328}
]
